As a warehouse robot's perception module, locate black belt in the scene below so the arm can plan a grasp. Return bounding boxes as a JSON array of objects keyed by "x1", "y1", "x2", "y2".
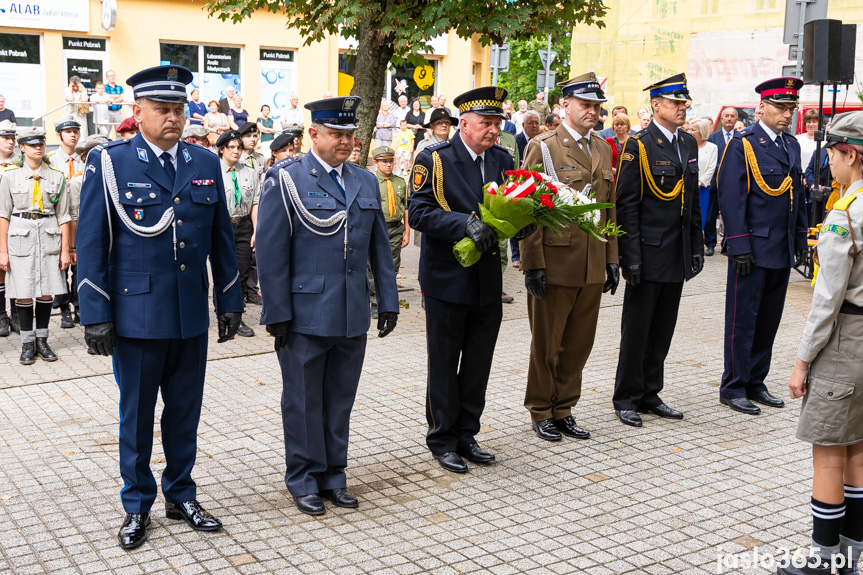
[
  {"x1": 12, "y1": 212, "x2": 50, "y2": 220},
  {"x1": 231, "y1": 215, "x2": 251, "y2": 224},
  {"x1": 840, "y1": 301, "x2": 863, "y2": 316},
  {"x1": 386, "y1": 221, "x2": 402, "y2": 228}
]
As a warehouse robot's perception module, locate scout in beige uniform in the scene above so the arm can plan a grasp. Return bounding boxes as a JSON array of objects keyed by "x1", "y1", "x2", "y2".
[
  {"x1": 55, "y1": 135, "x2": 110, "y2": 328},
  {"x1": 520, "y1": 72, "x2": 620, "y2": 441},
  {"x1": 368, "y1": 146, "x2": 409, "y2": 318},
  {"x1": 47, "y1": 116, "x2": 85, "y2": 182},
  {"x1": 783, "y1": 112, "x2": 863, "y2": 575},
  {"x1": 0, "y1": 120, "x2": 18, "y2": 336},
  {"x1": 0, "y1": 127, "x2": 72, "y2": 364},
  {"x1": 182, "y1": 124, "x2": 210, "y2": 148},
  {"x1": 239, "y1": 122, "x2": 266, "y2": 179},
  {"x1": 217, "y1": 129, "x2": 259, "y2": 336}
]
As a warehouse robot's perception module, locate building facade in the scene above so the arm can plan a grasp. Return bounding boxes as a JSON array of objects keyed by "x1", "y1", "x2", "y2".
[
  {"x1": 571, "y1": 0, "x2": 863, "y2": 120},
  {"x1": 0, "y1": 0, "x2": 490, "y2": 142}
]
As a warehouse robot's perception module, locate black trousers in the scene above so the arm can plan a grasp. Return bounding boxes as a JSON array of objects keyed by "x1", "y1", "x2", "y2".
[
  {"x1": 232, "y1": 218, "x2": 253, "y2": 306},
  {"x1": 613, "y1": 280, "x2": 684, "y2": 411},
  {"x1": 424, "y1": 295, "x2": 502, "y2": 454},
  {"x1": 54, "y1": 264, "x2": 78, "y2": 309}
]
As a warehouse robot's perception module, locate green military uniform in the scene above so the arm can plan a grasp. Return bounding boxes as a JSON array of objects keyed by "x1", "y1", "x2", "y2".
[{"x1": 368, "y1": 146, "x2": 408, "y2": 313}]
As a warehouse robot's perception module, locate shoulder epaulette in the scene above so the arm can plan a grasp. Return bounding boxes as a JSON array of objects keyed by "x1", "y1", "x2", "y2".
[
  {"x1": 490, "y1": 142, "x2": 508, "y2": 152},
  {"x1": 427, "y1": 140, "x2": 450, "y2": 151},
  {"x1": 536, "y1": 131, "x2": 555, "y2": 141},
  {"x1": 631, "y1": 131, "x2": 644, "y2": 140},
  {"x1": 104, "y1": 139, "x2": 130, "y2": 148},
  {"x1": 833, "y1": 193, "x2": 858, "y2": 211},
  {"x1": 2, "y1": 164, "x2": 19, "y2": 172},
  {"x1": 46, "y1": 151, "x2": 56, "y2": 158},
  {"x1": 273, "y1": 156, "x2": 298, "y2": 171}
]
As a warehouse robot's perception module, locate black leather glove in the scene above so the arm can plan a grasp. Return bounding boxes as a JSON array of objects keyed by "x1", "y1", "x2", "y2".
[
  {"x1": 603, "y1": 263, "x2": 620, "y2": 295},
  {"x1": 692, "y1": 254, "x2": 704, "y2": 277},
  {"x1": 809, "y1": 186, "x2": 831, "y2": 203},
  {"x1": 621, "y1": 264, "x2": 641, "y2": 287},
  {"x1": 465, "y1": 215, "x2": 497, "y2": 253},
  {"x1": 732, "y1": 253, "x2": 753, "y2": 276},
  {"x1": 84, "y1": 321, "x2": 115, "y2": 356},
  {"x1": 217, "y1": 311, "x2": 241, "y2": 343},
  {"x1": 795, "y1": 248, "x2": 808, "y2": 268},
  {"x1": 266, "y1": 321, "x2": 290, "y2": 351},
  {"x1": 514, "y1": 223, "x2": 537, "y2": 241},
  {"x1": 524, "y1": 268, "x2": 547, "y2": 300},
  {"x1": 377, "y1": 312, "x2": 398, "y2": 338}
]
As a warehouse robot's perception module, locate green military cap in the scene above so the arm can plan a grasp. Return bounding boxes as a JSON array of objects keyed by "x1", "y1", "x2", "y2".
[
  {"x1": 54, "y1": 115, "x2": 81, "y2": 132},
  {"x1": 182, "y1": 125, "x2": 209, "y2": 139},
  {"x1": 17, "y1": 126, "x2": 46, "y2": 145},
  {"x1": 75, "y1": 134, "x2": 110, "y2": 155},
  {"x1": 0, "y1": 120, "x2": 15, "y2": 137},
  {"x1": 825, "y1": 111, "x2": 863, "y2": 148},
  {"x1": 372, "y1": 146, "x2": 395, "y2": 159}
]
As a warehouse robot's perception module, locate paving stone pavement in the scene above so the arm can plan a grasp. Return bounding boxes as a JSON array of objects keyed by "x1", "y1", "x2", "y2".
[{"x1": 0, "y1": 244, "x2": 824, "y2": 575}]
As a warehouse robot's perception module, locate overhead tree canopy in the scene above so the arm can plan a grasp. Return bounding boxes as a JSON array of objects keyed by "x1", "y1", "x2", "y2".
[
  {"x1": 496, "y1": 33, "x2": 573, "y2": 107},
  {"x1": 205, "y1": 0, "x2": 606, "y2": 163}
]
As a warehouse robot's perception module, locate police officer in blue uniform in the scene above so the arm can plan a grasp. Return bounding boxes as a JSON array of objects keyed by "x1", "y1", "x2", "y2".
[
  {"x1": 76, "y1": 65, "x2": 243, "y2": 549},
  {"x1": 717, "y1": 77, "x2": 808, "y2": 415},
  {"x1": 256, "y1": 97, "x2": 399, "y2": 516},
  {"x1": 613, "y1": 73, "x2": 704, "y2": 428},
  {"x1": 408, "y1": 87, "x2": 534, "y2": 474}
]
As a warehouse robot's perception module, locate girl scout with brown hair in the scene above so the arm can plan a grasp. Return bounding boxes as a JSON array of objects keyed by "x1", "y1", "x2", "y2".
[
  {"x1": 783, "y1": 111, "x2": 863, "y2": 575},
  {"x1": 0, "y1": 127, "x2": 72, "y2": 365}
]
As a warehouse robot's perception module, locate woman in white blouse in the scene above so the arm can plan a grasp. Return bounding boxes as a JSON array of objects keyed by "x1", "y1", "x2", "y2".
[
  {"x1": 796, "y1": 109, "x2": 820, "y2": 171},
  {"x1": 688, "y1": 118, "x2": 718, "y2": 253}
]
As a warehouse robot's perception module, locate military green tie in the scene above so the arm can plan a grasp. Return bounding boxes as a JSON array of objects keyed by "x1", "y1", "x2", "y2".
[{"x1": 578, "y1": 138, "x2": 591, "y2": 159}]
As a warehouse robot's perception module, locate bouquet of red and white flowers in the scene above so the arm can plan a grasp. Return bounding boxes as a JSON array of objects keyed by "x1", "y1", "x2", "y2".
[{"x1": 453, "y1": 167, "x2": 623, "y2": 267}]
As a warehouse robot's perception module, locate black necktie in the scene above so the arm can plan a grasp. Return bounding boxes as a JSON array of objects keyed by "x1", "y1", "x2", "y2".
[
  {"x1": 160, "y1": 152, "x2": 176, "y2": 184},
  {"x1": 671, "y1": 135, "x2": 680, "y2": 163},
  {"x1": 775, "y1": 136, "x2": 786, "y2": 154},
  {"x1": 475, "y1": 156, "x2": 483, "y2": 179}
]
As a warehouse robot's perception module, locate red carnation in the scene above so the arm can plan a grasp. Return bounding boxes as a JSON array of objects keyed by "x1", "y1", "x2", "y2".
[
  {"x1": 540, "y1": 194, "x2": 554, "y2": 209},
  {"x1": 547, "y1": 182, "x2": 558, "y2": 194}
]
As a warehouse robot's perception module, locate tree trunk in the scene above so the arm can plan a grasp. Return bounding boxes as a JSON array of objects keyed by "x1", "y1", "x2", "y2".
[{"x1": 351, "y1": 18, "x2": 396, "y2": 167}]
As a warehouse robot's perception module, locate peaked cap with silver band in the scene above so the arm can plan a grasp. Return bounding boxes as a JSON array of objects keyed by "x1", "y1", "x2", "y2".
[
  {"x1": 558, "y1": 72, "x2": 607, "y2": 102},
  {"x1": 126, "y1": 65, "x2": 194, "y2": 104}
]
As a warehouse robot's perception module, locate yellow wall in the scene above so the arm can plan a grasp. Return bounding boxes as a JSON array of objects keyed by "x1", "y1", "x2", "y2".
[
  {"x1": 0, "y1": 0, "x2": 489, "y2": 144},
  {"x1": 573, "y1": 0, "x2": 863, "y2": 118}
]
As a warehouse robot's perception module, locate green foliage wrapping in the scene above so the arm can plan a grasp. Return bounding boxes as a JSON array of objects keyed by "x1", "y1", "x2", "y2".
[{"x1": 452, "y1": 191, "x2": 618, "y2": 267}]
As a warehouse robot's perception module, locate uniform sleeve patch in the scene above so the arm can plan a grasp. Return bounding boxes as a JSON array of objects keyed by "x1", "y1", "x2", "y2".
[
  {"x1": 412, "y1": 165, "x2": 429, "y2": 192},
  {"x1": 821, "y1": 224, "x2": 849, "y2": 237},
  {"x1": 621, "y1": 153, "x2": 634, "y2": 162}
]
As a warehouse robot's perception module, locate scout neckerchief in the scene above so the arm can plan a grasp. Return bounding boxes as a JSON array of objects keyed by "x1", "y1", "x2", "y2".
[
  {"x1": 230, "y1": 167, "x2": 241, "y2": 207},
  {"x1": 385, "y1": 176, "x2": 395, "y2": 218},
  {"x1": 32, "y1": 174, "x2": 43, "y2": 211}
]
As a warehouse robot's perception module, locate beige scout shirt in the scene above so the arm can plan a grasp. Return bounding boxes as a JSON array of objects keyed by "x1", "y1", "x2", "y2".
[
  {"x1": 48, "y1": 149, "x2": 84, "y2": 182},
  {"x1": 798, "y1": 179, "x2": 863, "y2": 362},
  {"x1": 220, "y1": 159, "x2": 259, "y2": 219}
]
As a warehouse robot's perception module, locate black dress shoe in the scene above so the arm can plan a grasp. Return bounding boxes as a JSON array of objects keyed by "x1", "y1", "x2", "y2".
[
  {"x1": 73, "y1": 309, "x2": 81, "y2": 324},
  {"x1": 720, "y1": 396, "x2": 761, "y2": 415},
  {"x1": 748, "y1": 390, "x2": 785, "y2": 408},
  {"x1": 616, "y1": 410, "x2": 643, "y2": 427},
  {"x1": 532, "y1": 418, "x2": 562, "y2": 441},
  {"x1": 638, "y1": 403, "x2": 683, "y2": 419},
  {"x1": 320, "y1": 488, "x2": 359, "y2": 508},
  {"x1": 60, "y1": 307, "x2": 74, "y2": 328},
  {"x1": 35, "y1": 338, "x2": 58, "y2": 362},
  {"x1": 457, "y1": 442, "x2": 495, "y2": 463},
  {"x1": 19, "y1": 342, "x2": 36, "y2": 365},
  {"x1": 237, "y1": 322, "x2": 255, "y2": 337},
  {"x1": 433, "y1": 452, "x2": 468, "y2": 473},
  {"x1": 293, "y1": 494, "x2": 325, "y2": 515},
  {"x1": 705, "y1": 246, "x2": 715, "y2": 256},
  {"x1": 118, "y1": 512, "x2": 150, "y2": 550},
  {"x1": 165, "y1": 500, "x2": 222, "y2": 531},
  {"x1": 554, "y1": 416, "x2": 590, "y2": 439}
]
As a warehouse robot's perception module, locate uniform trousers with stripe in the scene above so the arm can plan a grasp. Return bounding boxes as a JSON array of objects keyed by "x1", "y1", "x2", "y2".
[
  {"x1": 114, "y1": 333, "x2": 208, "y2": 513},
  {"x1": 720, "y1": 264, "x2": 790, "y2": 399},
  {"x1": 424, "y1": 295, "x2": 502, "y2": 455}
]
